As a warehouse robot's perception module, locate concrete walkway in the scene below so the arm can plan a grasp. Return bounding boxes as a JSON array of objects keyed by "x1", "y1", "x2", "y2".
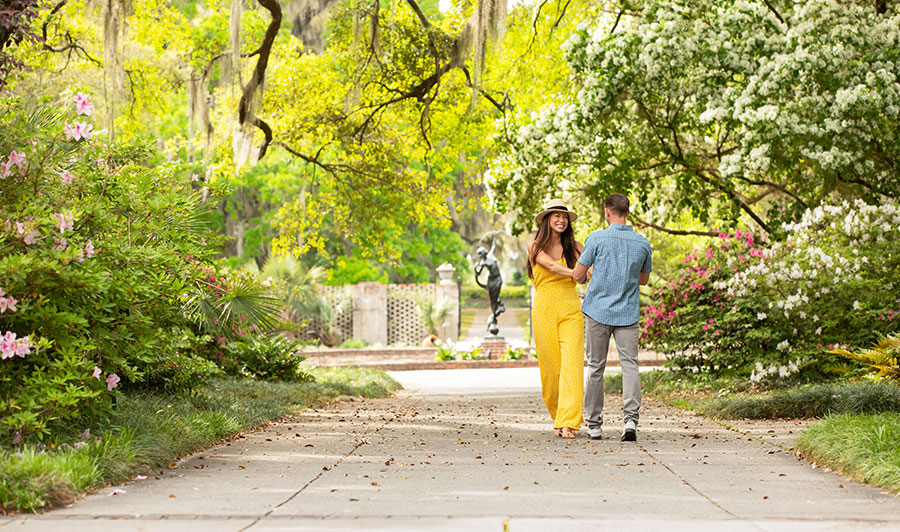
[{"x1": 4, "y1": 368, "x2": 900, "y2": 531}]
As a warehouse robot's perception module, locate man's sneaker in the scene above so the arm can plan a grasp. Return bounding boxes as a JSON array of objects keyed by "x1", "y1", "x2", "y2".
[
  {"x1": 587, "y1": 427, "x2": 603, "y2": 440},
  {"x1": 621, "y1": 420, "x2": 637, "y2": 442}
]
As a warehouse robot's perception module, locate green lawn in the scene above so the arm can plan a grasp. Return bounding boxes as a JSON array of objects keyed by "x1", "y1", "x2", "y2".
[
  {"x1": 798, "y1": 413, "x2": 900, "y2": 494},
  {"x1": 0, "y1": 368, "x2": 400, "y2": 514}
]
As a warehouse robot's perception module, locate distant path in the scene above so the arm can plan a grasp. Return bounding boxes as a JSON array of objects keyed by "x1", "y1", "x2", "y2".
[{"x1": 4, "y1": 368, "x2": 900, "y2": 531}]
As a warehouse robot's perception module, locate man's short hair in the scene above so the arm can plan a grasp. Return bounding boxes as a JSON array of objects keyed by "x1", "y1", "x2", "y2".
[{"x1": 604, "y1": 193, "x2": 630, "y2": 217}]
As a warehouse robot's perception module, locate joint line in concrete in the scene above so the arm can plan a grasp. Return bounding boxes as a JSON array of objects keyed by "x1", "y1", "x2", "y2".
[
  {"x1": 238, "y1": 396, "x2": 423, "y2": 531},
  {"x1": 637, "y1": 445, "x2": 765, "y2": 531}
]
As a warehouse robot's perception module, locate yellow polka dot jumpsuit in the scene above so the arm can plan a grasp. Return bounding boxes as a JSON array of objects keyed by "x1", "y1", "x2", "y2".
[{"x1": 532, "y1": 259, "x2": 584, "y2": 430}]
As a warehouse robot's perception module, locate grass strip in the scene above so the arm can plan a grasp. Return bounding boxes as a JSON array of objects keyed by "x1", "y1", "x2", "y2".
[
  {"x1": 797, "y1": 412, "x2": 900, "y2": 494},
  {"x1": 0, "y1": 368, "x2": 400, "y2": 514},
  {"x1": 697, "y1": 382, "x2": 900, "y2": 419}
]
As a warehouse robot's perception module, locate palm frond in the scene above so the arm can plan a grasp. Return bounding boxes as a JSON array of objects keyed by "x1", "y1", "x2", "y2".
[{"x1": 830, "y1": 335, "x2": 900, "y2": 379}]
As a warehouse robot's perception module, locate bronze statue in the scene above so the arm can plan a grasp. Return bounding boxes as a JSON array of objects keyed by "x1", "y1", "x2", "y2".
[{"x1": 474, "y1": 232, "x2": 505, "y2": 336}]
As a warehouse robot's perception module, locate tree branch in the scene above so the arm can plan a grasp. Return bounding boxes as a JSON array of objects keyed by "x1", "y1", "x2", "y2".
[
  {"x1": 762, "y1": 0, "x2": 787, "y2": 26},
  {"x1": 461, "y1": 66, "x2": 505, "y2": 113},
  {"x1": 41, "y1": 0, "x2": 102, "y2": 66},
  {"x1": 237, "y1": 0, "x2": 281, "y2": 162},
  {"x1": 630, "y1": 214, "x2": 719, "y2": 237}
]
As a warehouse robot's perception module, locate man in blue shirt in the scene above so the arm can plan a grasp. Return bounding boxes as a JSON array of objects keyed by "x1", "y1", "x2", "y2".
[{"x1": 573, "y1": 194, "x2": 652, "y2": 441}]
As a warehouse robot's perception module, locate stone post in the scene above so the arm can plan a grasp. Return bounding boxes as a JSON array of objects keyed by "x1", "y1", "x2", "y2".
[
  {"x1": 435, "y1": 263, "x2": 459, "y2": 342},
  {"x1": 352, "y1": 282, "x2": 387, "y2": 346}
]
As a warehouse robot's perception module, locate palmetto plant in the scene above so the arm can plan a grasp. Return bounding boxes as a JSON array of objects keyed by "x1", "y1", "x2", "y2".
[
  {"x1": 261, "y1": 255, "x2": 343, "y2": 345},
  {"x1": 416, "y1": 296, "x2": 453, "y2": 338},
  {"x1": 184, "y1": 272, "x2": 280, "y2": 337},
  {"x1": 830, "y1": 335, "x2": 900, "y2": 380}
]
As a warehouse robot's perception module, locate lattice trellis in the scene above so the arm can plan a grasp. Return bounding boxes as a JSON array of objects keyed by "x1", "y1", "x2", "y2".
[
  {"x1": 298, "y1": 285, "x2": 353, "y2": 345},
  {"x1": 386, "y1": 284, "x2": 436, "y2": 345},
  {"x1": 320, "y1": 285, "x2": 353, "y2": 340},
  {"x1": 300, "y1": 283, "x2": 451, "y2": 346}
]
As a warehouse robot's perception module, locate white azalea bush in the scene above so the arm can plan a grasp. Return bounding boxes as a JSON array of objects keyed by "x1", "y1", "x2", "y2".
[
  {"x1": 644, "y1": 200, "x2": 900, "y2": 383},
  {"x1": 488, "y1": 0, "x2": 900, "y2": 235}
]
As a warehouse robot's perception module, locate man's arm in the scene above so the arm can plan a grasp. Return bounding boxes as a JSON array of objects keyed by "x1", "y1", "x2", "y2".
[
  {"x1": 573, "y1": 262, "x2": 590, "y2": 284},
  {"x1": 639, "y1": 244, "x2": 652, "y2": 286},
  {"x1": 573, "y1": 236, "x2": 595, "y2": 284}
]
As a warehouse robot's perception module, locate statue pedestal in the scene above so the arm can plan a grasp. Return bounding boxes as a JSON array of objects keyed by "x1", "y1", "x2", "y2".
[{"x1": 480, "y1": 336, "x2": 508, "y2": 360}]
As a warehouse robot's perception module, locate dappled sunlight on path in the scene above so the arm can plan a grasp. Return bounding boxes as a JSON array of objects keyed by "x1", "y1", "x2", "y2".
[{"x1": 4, "y1": 368, "x2": 900, "y2": 531}]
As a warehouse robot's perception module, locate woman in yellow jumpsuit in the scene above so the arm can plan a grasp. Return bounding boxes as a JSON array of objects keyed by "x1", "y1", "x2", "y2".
[{"x1": 527, "y1": 199, "x2": 585, "y2": 439}]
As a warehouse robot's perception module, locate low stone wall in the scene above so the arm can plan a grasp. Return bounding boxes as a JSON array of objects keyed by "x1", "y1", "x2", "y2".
[
  {"x1": 301, "y1": 346, "x2": 666, "y2": 370},
  {"x1": 301, "y1": 347, "x2": 439, "y2": 367}
]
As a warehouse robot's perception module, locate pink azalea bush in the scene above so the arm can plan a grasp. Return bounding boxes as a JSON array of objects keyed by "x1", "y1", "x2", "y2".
[
  {"x1": 642, "y1": 203, "x2": 900, "y2": 384},
  {"x1": 0, "y1": 95, "x2": 274, "y2": 444}
]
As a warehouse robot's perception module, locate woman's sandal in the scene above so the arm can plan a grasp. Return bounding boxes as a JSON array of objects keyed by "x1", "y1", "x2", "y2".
[
  {"x1": 554, "y1": 428, "x2": 563, "y2": 437},
  {"x1": 560, "y1": 427, "x2": 576, "y2": 439}
]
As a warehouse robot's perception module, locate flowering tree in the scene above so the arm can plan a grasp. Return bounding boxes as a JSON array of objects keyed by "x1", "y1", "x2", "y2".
[
  {"x1": 644, "y1": 200, "x2": 900, "y2": 383},
  {"x1": 488, "y1": 0, "x2": 900, "y2": 236}
]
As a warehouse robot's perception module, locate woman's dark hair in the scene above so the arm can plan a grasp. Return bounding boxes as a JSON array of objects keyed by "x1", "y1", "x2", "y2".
[{"x1": 527, "y1": 214, "x2": 579, "y2": 279}]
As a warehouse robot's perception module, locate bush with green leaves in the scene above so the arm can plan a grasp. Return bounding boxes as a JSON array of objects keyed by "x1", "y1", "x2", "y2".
[
  {"x1": 222, "y1": 334, "x2": 312, "y2": 381},
  {"x1": 500, "y1": 347, "x2": 526, "y2": 360},
  {"x1": 644, "y1": 200, "x2": 900, "y2": 383},
  {"x1": 0, "y1": 95, "x2": 275, "y2": 444}
]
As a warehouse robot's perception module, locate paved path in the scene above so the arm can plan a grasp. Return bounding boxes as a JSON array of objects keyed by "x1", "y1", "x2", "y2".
[{"x1": 4, "y1": 368, "x2": 900, "y2": 531}]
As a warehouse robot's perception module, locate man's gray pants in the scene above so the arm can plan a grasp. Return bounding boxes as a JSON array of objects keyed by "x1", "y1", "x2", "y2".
[{"x1": 584, "y1": 316, "x2": 641, "y2": 429}]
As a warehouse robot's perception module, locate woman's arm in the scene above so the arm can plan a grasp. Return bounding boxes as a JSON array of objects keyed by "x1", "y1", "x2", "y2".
[{"x1": 535, "y1": 251, "x2": 575, "y2": 278}]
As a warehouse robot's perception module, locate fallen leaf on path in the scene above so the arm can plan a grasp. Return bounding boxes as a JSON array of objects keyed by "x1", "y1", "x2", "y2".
[{"x1": 110, "y1": 489, "x2": 126, "y2": 496}]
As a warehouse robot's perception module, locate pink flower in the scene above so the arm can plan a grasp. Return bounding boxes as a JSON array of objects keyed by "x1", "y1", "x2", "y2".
[
  {"x1": 60, "y1": 169, "x2": 74, "y2": 185},
  {"x1": 8, "y1": 151, "x2": 26, "y2": 167},
  {"x1": 11, "y1": 431, "x2": 23, "y2": 445},
  {"x1": 85, "y1": 240, "x2": 95, "y2": 258},
  {"x1": 55, "y1": 213, "x2": 74, "y2": 233},
  {"x1": 15, "y1": 337, "x2": 30, "y2": 357},
  {"x1": 0, "y1": 296, "x2": 16, "y2": 314},
  {"x1": 92, "y1": 366, "x2": 102, "y2": 379},
  {"x1": 106, "y1": 373, "x2": 120, "y2": 391},
  {"x1": 79, "y1": 428, "x2": 91, "y2": 439},
  {"x1": 16, "y1": 223, "x2": 39, "y2": 245},
  {"x1": 74, "y1": 92, "x2": 94, "y2": 116},
  {"x1": 0, "y1": 160, "x2": 11, "y2": 179},
  {"x1": 0, "y1": 331, "x2": 16, "y2": 358},
  {"x1": 64, "y1": 122, "x2": 94, "y2": 141},
  {"x1": 1, "y1": 331, "x2": 29, "y2": 359},
  {"x1": 53, "y1": 237, "x2": 68, "y2": 251}
]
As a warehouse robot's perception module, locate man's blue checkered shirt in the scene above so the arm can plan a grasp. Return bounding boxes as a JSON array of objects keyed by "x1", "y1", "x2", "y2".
[{"x1": 577, "y1": 223, "x2": 652, "y2": 326}]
